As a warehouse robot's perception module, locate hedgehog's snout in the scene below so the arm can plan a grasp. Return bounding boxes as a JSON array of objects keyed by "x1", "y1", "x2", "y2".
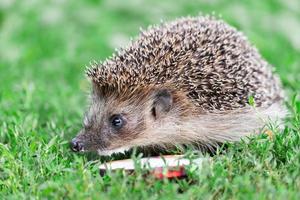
[{"x1": 70, "y1": 137, "x2": 84, "y2": 152}]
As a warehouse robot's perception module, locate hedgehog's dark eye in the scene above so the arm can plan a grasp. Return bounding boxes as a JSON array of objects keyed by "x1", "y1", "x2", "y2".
[{"x1": 110, "y1": 114, "x2": 124, "y2": 130}]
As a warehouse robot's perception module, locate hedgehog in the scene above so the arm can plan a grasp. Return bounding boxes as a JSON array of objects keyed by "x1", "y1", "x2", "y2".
[{"x1": 70, "y1": 16, "x2": 286, "y2": 155}]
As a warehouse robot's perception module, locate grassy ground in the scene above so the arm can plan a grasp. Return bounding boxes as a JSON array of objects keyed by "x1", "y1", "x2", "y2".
[{"x1": 1, "y1": 0, "x2": 300, "y2": 199}]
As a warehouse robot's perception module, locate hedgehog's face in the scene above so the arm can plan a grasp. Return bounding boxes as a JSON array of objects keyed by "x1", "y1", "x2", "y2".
[{"x1": 71, "y1": 87, "x2": 176, "y2": 156}]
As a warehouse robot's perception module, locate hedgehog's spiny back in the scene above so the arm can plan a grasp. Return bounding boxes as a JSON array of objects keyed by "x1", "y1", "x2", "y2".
[{"x1": 87, "y1": 16, "x2": 283, "y2": 111}]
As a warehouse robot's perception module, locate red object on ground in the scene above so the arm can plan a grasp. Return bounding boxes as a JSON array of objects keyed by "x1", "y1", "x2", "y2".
[
  {"x1": 152, "y1": 166, "x2": 186, "y2": 179},
  {"x1": 99, "y1": 155, "x2": 204, "y2": 179}
]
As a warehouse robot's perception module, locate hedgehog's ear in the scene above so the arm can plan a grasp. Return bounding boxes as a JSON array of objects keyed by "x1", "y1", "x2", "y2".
[{"x1": 151, "y1": 89, "x2": 173, "y2": 119}]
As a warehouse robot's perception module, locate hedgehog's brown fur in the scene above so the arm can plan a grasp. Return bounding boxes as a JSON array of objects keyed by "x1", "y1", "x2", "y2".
[
  {"x1": 72, "y1": 16, "x2": 286, "y2": 155},
  {"x1": 87, "y1": 16, "x2": 283, "y2": 112}
]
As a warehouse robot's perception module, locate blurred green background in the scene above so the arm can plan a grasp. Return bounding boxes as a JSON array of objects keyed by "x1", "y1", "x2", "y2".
[{"x1": 0, "y1": 0, "x2": 300, "y2": 199}]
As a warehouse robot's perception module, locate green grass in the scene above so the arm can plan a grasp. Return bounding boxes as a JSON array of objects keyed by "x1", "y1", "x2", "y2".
[{"x1": 1, "y1": 0, "x2": 300, "y2": 199}]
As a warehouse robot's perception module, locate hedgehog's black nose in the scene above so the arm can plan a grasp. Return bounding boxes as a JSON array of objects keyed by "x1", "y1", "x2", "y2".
[{"x1": 70, "y1": 138, "x2": 84, "y2": 152}]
